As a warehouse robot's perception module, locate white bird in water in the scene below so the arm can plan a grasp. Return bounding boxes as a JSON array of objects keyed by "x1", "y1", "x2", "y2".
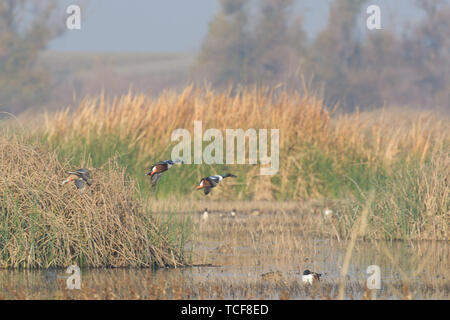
[
  {"x1": 324, "y1": 209, "x2": 333, "y2": 217},
  {"x1": 202, "y1": 208, "x2": 209, "y2": 221},
  {"x1": 302, "y1": 269, "x2": 322, "y2": 285}
]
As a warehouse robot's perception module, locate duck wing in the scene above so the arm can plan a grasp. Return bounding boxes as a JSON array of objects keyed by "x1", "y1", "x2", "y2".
[
  {"x1": 74, "y1": 179, "x2": 85, "y2": 190},
  {"x1": 81, "y1": 171, "x2": 92, "y2": 185},
  {"x1": 151, "y1": 173, "x2": 162, "y2": 187},
  {"x1": 206, "y1": 176, "x2": 221, "y2": 187},
  {"x1": 69, "y1": 169, "x2": 92, "y2": 186},
  {"x1": 148, "y1": 162, "x2": 169, "y2": 175}
]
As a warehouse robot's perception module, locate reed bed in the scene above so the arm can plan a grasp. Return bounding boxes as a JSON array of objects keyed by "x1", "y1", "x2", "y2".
[
  {"x1": 0, "y1": 136, "x2": 188, "y2": 269},
  {"x1": 41, "y1": 86, "x2": 449, "y2": 200},
  {"x1": 35, "y1": 86, "x2": 450, "y2": 240},
  {"x1": 1, "y1": 86, "x2": 447, "y2": 298},
  {"x1": 0, "y1": 207, "x2": 448, "y2": 300},
  {"x1": 341, "y1": 152, "x2": 449, "y2": 241}
]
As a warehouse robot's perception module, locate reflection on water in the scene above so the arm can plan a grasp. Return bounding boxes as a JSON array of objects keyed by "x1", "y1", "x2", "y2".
[{"x1": 0, "y1": 240, "x2": 448, "y2": 299}]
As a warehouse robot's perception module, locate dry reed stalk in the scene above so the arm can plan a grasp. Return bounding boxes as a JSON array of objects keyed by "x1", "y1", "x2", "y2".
[{"x1": 337, "y1": 191, "x2": 374, "y2": 300}]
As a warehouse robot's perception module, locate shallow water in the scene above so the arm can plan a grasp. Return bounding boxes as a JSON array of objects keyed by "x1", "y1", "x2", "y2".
[{"x1": 0, "y1": 239, "x2": 448, "y2": 299}]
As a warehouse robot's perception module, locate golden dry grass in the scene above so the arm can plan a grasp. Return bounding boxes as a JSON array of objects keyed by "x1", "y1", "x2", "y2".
[
  {"x1": 31, "y1": 86, "x2": 449, "y2": 240},
  {"x1": 0, "y1": 136, "x2": 186, "y2": 269},
  {"x1": 1, "y1": 86, "x2": 448, "y2": 299},
  {"x1": 41, "y1": 86, "x2": 450, "y2": 200}
]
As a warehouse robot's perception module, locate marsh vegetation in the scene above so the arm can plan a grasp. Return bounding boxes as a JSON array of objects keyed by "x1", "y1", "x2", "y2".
[
  {"x1": 1, "y1": 0, "x2": 449, "y2": 300},
  {"x1": 0, "y1": 87, "x2": 448, "y2": 299},
  {"x1": 0, "y1": 203, "x2": 448, "y2": 299}
]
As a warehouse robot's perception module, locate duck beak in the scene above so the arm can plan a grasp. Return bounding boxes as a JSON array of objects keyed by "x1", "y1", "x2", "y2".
[{"x1": 196, "y1": 185, "x2": 204, "y2": 190}]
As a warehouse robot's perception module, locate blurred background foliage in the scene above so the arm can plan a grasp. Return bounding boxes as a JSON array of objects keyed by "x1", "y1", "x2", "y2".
[
  {"x1": 0, "y1": 0, "x2": 63, "y2": 113},
  {"x1": 197, "y1": 0, "x2": 450, "y2": 112},
  {"x1": 0, "y1": 0, "x2": 449, "y2": 114}
]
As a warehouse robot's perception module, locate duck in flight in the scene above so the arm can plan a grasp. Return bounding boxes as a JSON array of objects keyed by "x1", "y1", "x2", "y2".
[
  {"x1": 146, "y1": 159, "x2": 183, "y2": 187},
  {"x1": 62, "y1": 168, "x2": 93, "y2": 190},
  {"x1": 196, "y1": 173, "x2": 236, "y2": 195}
]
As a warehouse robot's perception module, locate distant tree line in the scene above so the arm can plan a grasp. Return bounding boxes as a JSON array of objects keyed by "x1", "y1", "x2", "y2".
[
  {"x1": 1, "y1": 0, "x2": 449, "y2": 114},
  {"x1": 196, "y1": 0, "x2": 450, "y2": 111},
  {"x1": 0, "y1": 0, "x2": 62, "y2": 114}
]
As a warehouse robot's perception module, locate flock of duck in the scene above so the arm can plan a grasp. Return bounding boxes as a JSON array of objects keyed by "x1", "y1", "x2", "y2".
[
  {"x1": 61, "y1": 161, "x2": 322, "y2": 285},
  {"x1": 62, "y1": 159, "x2": 236, "y2": 195},
  {"x1": 146, "y1": 159, "x2": 236, "y2": 194}
]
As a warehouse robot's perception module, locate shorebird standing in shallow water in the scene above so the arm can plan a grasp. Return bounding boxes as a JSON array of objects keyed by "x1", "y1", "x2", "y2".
[
  {"x1": 196, "y1": 173, "x2": 236, "y2": 195},
  {"x1": 146, "y1": 159, "x2": 183, "y2": 187},
  {"x1": 202, "y1": 208, "x2": 209, "y2": 221},
  {"x1": 302, "y1": 269, "x2": 322, "y2": 285},
  {"x1": 62, "y1": 168, "x2": 93, "y2": 191},
  {"x1": 323, "y1": 208, "x2": 333, "y2": 218}
]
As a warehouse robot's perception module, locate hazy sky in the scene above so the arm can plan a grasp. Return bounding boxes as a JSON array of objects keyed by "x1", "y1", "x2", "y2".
[{"x1": 49, "y1": 0, "x2": 423, "y2": 52}]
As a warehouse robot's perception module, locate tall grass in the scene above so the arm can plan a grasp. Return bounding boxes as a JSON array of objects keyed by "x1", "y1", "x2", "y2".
[
  {"x1": 41, "y1": 86, "x2": 449, "y2": 201},
  {"x1": 0, "y1": 136, "x2": 188, "y2": 269},
  {"x1": 17, "y1": 85, "x2": 448, "y2": 240},
  {"x1": 344, "y1": 152, "x2": 449, "y2": 240}
]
